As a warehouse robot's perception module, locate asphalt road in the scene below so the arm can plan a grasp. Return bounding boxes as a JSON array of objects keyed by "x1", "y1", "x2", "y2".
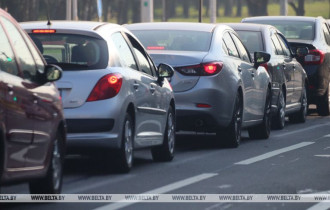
[{"x1": 2, "y1": 107, "x2": 330, "y2": 210}]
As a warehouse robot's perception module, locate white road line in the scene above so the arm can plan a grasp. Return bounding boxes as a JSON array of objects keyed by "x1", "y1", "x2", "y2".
[
  {"x1": 235, "y1": 142, "x2": 314, "y2": 165},
  {"x1": 307, "y1": 202, "x2": 330, "y2": 210},
  {"x1": 273, "y1": 124, "x2": 330, "y2": 138},
  {"x1": 314, "y1": 155, "x2": 330, "y2": 158},
  {"x1": 93, "y1": 173, "x2": 218, "y2": 210},
  {"x1": 64, "y1": 174, "x2": 136, "y2": 194},
  {"x1": 306, "y1": 191, "x2": 330, "y2": 210}
]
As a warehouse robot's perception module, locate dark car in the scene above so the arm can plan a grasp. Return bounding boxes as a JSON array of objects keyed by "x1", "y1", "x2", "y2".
[
  {"x1": 227, "y1": 23, "x2": 308, "y2": 129},
  {"x1": 242, "y1": 16, "x2": 330, "y2": 116},
  {"x1": 0, "y1": 9, "x2": 65, "y2": 193}
]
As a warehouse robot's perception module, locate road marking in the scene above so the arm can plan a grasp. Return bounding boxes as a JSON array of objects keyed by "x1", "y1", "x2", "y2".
[
  {"x1": 306, "y1": 190, "x2": 330, "y2": 210},
  {"x1": 314, "y1": 155, "x2": 330, "y2": 158},
  {"x1": 273, "y1": 124, "x2": 330, "y2": 138},
  {"x1": 235, "y1": 142, "x2": 314, "y2": 165},
  {"x1": 65, "y1": 174, "x2": 136, "y2": 194},
  {"x1": 307, "y1": 202, "x2": 330, "y2": 210},
  {"x1": 323, "y1": 134, "x2": 330, "y2": 138},
  {"x1": 93, "y1": 173, "x2": 218, "y2": 210}
]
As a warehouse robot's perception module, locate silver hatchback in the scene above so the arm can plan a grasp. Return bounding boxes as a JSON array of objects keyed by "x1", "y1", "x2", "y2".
[{"x1": 21, "y1": 21, "x2": 176, "y2": 172}]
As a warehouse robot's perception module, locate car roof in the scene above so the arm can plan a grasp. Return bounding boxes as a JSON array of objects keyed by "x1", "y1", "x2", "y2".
[
  {"x1": 243, "y1": 16, "x2": 321, "y2": 22},
  {"x1": 125, "y1": 22, "x2": 217, "y2": 32},
  {"x1": 20, "y1": 20, "x2": 122, "y2": 32},
  {"x1": 225, "y1": 23, "x2": 275, "y2": 32}
]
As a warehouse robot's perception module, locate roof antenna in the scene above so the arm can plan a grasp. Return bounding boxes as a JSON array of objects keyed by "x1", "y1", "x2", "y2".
[{"x1": 46, "y1": 0, "x2": 51, "y2": 26}]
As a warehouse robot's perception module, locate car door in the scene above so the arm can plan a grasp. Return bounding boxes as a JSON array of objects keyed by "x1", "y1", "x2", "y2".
[
  {"x1": 230, "y1": 32, "x2": 265, "y2": 120},
  {"x1": 0, "y1": 15, "x2": 35, "y2": 170},
  {"x1": 271, "y1": 33, "x2": 295, "y2": 106},
  {"x1": 223, "y1": 31, "x2": 257, "y2": 122},
  {"x1": 276, "y1": 33, "x2": 302, "y2": 105},
  {"x1": 124, "y1": 33, "x2": 165, "y2": 147}
]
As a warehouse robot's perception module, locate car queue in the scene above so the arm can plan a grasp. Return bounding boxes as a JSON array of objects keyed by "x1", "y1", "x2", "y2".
[{"x1": 1, "y1": 6, "x2": 330, "y2": 194}]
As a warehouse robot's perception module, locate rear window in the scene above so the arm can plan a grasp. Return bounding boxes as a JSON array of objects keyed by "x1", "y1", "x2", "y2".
[
  {"x1": 29, "y1": 34, "x2": 108, "y2": 70},
  {"x1": 235, "y1": 30, "x2": 264, "y2": 54},
  {"x1": 244, "y1": 20, "x2": 315, "y2": 40},
  {"x1": 131, "y1": 30, "x2": 212, "y2": 52}
]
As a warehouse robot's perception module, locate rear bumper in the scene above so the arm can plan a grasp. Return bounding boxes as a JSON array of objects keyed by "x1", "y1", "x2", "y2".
[{"x1": 174, "y1": 77, "x2": 237, "y2": 132}]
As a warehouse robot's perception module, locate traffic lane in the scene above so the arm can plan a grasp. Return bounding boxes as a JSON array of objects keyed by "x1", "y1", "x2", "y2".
[
  {"x1": 1, "y1": 114, "x2": 330, "y2": 210},
  {"x1": 121, "y1": 122, "x2": 330, "y2": 210}
]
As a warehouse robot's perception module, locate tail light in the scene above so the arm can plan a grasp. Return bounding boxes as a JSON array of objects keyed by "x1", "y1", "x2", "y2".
[
  {"x1": 87, "y1": 73, "x2": 122, "y2": 102},
  {"x1": 304, "y1": 49, "x2": 325, "y2": 65},
  {"x1": 175, "y1": 62, "x2": 223, "y2": 76},
  {"x1": 259, "y1": 63, "x2": 269, "y2": 71}
]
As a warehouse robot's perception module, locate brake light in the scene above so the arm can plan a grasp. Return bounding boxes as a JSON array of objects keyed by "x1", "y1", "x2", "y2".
[
  {"x1": 147, "y1": 46, "x2": 165, "y2": 50},
  {"x1": 304, "y1": 49, "x2": 325, "y2": 65},
  {"x1": 175, "y1": 62, "x2": 223, "y2": 76},
  {"x1": 32, "y1": 29, "x2": 56, "y2": 34},
  {"x1": 259, "y1": 63, "x2": 269, "y2": 71},
  {"x1": 87, "y1": 73, "x2": 122, "y2": 102}
]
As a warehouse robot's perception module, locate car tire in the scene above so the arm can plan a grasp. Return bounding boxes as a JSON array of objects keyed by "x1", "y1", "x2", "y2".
[
  {"x1": 115, "y1": 113, "x2": 134, "y2": 173},
  {"x1": 248, "y1": 88, "x2": 271, "y2": 140},
  {"x1": 29, "y1": 131, "x2": 64, "y2": 194},
  {"x1": 151, "y1": 106, "x2": 175, "y2": 162},
  {"x1": 217, "y1": 92, "x2": 243, "y2": 148},
  {"x1": 272, "y1": 88, "x2": 285, "y2": 130},
  {"x1": 289, "y1": 86, "x2": 308, "y2": 123},
  {"x1": 316, "y1": 88, "x2": 330, "y2": 116}
]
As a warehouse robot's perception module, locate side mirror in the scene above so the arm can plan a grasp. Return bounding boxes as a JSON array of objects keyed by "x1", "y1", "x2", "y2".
[
  {"x1": 295, "y1": 47, "x2": 309, "y2": 57},
  {"x1": 158, "y1": 63, "x2": 174, "y2": 80},
  {"x1": 45, "y1": 64, "x2": 62, "y2": 82},
  {"x1": 254, "y1": 51, "x2": 271, "y2": 68}
]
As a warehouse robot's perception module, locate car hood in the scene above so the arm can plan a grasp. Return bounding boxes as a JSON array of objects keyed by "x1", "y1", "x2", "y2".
[{"x1": 149, "y1": 51, "x2": 208, "y2": 92}]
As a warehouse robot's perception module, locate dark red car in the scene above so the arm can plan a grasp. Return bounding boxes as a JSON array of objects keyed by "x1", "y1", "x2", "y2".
[{"x1": 0, "y1": 8, "x2": 66, "y2": 194}]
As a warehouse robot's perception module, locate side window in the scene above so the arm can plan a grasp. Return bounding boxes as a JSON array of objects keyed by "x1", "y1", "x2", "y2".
[
  {"x1": 1, "y1": 16, "x2": 37, "y2": 82},
  {"x1": 0, "y1": 21, "x2": 19, "y2": 76},
  {"x1": 276, "y1": 34, "x2": 291, "y2": 57},
  {"x1": 125, "y1": 33, "x2": 154, "y2": 77},
  {"x1": 111, "y1": 32, "x2": 138, "y2": 70},
  {"x1": 271, "y1": 34, "x2": 284, "y2": 55},
  {"x1": 322, "y1": 23, "x2": 330, "y2": 46},
  {"x1": 231, "y1": 33, "x2": 251, "y2": 62},
  {"x1": 222, "y1": 32, "x2": 239, "y2": 58},
  {"x1": 222, "y1": 40, "x2": 229, "y2": 55},
  {"x1": 22, "y1": 32, "x2": 45, "y2": 73}
]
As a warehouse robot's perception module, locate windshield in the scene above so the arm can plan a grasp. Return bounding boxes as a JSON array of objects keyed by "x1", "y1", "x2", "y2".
[
  {"x1": 29, "y1": 33, "x2": 108, "y2": 70},
  {"x1": 245, "y1": 20, "x2": 315, "y2": 40},
  {"x1": 131, "y1": 30, "x2": 212, "y2": 52}
]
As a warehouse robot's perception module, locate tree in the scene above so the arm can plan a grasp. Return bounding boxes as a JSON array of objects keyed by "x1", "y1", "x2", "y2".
[
  {"x1": 224, "y1": 0, "x2": 233, "y2": 17},
  {"x1": 236, "y1": 0, "x2": 242, "y2": 17},
  {"x1": 246, "y1": 0, "x2": 268, "y2": 16},
  {"x1": 288, "y1": 0, "x2": 305, "y2": 16}
]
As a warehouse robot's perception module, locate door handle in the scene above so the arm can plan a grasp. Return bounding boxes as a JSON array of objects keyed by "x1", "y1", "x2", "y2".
[
  {"x1": 150, "y1": 86, "x2": 156, "y2": 93},
  {"x1": 7, "y1": 84, "x2": 13, "y2": 95},
  {"x1": 251, "y1": 72, "x2": 255, "y2": 77},
  {"x1": 238, "y1": 66, "x2": 242, "y2": 72},
  {"x1": 133, "y1": 83, "x2": 139, "y2": 90}
]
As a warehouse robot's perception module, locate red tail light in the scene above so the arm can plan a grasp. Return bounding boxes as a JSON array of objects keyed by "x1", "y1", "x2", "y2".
[
  {"x1": 175, "y1": 62, "x2": 223, "y2": 76},
  {"x1": 87, "y1": 73, "x2": 122, "y2": 102},
  {"x1": 32, "y1": 29, "x2": 56, "y2": 33},
  {"x1": 304, "y1": 49, "x2": 325, "y2": 65},
  {"x1": 259, "y1": 63, "x2": 269, "y2": 71}
]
